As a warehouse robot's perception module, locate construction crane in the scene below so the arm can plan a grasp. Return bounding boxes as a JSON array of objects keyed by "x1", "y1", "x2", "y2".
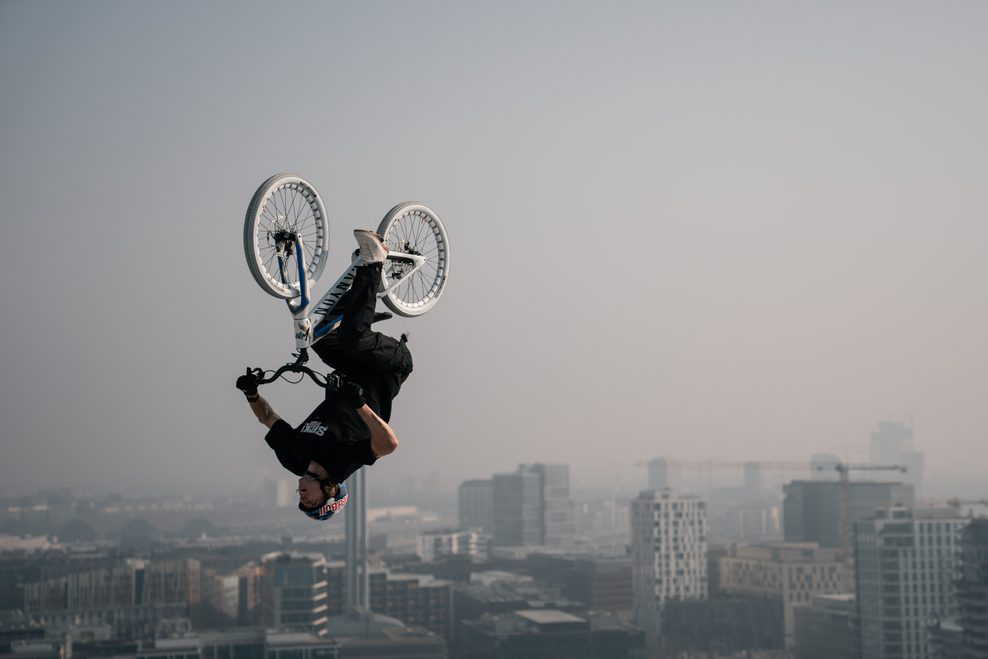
[
  {"x1": 819, "y1": 462, "x2": 907, "y2": 587},
  {"x1": 634, "y1": 459, "x2": 811, "y2": 470},
  {"x1": 947, "y1": 498, "x2": 988, "y2": 517}
]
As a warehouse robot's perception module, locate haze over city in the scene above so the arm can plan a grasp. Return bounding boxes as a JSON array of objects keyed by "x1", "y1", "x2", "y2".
[{"x1": 1, "y1": 1, "x2": 986, "y2": 499}]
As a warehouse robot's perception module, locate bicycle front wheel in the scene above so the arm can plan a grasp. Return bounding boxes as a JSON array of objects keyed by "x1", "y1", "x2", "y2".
[
  {"x1": 377, "y1": 202, "x2": 450, "y2": 317},
  {"x1": 244, "y1": 173, "x2": 329, "y2": 299}
]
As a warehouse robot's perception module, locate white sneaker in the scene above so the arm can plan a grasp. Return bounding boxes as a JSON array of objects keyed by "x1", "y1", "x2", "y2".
[{"x1": 353, "y1": 229, "x2": 388, "y2": 265}]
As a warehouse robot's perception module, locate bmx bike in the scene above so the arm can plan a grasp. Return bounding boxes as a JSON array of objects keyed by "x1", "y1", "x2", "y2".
[{"x1": 242, "y1": 172, "x2": 450, "y2": 388}]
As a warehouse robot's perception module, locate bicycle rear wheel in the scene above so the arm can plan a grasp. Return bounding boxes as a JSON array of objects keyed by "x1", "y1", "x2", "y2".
[
  {"x1": 377, "y1": 202, "x2": 450, "y2": 317},
  {"x1": 244, "y1": 173, "x2": 329, "y2": 299}
]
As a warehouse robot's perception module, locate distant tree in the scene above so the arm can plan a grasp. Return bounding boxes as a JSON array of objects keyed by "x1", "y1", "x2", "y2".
[{"x1": 58, "y1": 519, "x2": 98, "y2": 543}]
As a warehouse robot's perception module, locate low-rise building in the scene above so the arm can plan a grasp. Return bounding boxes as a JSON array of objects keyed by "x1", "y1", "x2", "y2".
[
  {"x1": 416, "y1": 529, "x2": 487, "y2": 563},
  {"x1": 793, "y1": 593, "x2": 859, "y2": 659},
  {"x1": 460, "y1": 609, "x2": 643, "y2": 659},
  {"x1": 719, "y1": 543, "x2": 844, "y2": 649}
]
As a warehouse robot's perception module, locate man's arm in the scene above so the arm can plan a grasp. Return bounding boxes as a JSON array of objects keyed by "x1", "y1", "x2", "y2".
[
  {"x1": 247, "y1": 393, "x2": 281, "y2": 429},
  {"x1": 355, "y1": 403, "x2": 398, "y2": 458},
  {"x1": 236, "y1": 369, "x2": 281, "y2": 429}
]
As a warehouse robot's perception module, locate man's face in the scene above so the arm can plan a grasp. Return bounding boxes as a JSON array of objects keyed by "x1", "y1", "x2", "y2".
[{"x1": 298, "y1": 478, "x2": 328, "y2": 509}]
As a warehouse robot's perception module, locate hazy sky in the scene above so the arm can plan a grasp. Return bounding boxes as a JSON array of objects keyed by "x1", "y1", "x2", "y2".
[{"x1": 1, "y1": 1, "x2": 986, "y2": 500}]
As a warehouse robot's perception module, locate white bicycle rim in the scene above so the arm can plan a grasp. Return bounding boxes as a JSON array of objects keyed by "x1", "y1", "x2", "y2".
[
  {"x1": 377, "y1": 202, "x2": 450, "y2": 317},
  {"x1": 244, "y1": 173, "x2": 329, "y2": 299}
]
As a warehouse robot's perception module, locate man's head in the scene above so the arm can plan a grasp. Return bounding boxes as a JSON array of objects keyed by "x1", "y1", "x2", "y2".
[{"x1": 297, "y1": 472, "x2": 348, "y2": 521}]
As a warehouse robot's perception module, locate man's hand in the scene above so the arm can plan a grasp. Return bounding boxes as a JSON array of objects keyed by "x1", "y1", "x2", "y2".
[
  {"x1": 236, "y1": 368, "x2": 259, "y2": 399},
  {"x1": 341, "y1": 381, "x2": 366, "y2": 409}
]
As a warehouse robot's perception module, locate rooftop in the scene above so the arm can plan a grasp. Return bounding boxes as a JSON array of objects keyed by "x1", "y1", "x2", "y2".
[{"x1": 515, "y1": 610, "x2": 586, "y2": 625}]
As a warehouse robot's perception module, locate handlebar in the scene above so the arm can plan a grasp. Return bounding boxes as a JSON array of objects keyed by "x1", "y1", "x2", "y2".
[{"x1": 249, "y1": 349, "x2": 340, "y2": 390}]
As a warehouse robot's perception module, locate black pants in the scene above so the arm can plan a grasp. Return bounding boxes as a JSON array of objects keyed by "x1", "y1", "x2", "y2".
[{"x1": 312, "y1": 263, "x2": 413, "y2": 421}]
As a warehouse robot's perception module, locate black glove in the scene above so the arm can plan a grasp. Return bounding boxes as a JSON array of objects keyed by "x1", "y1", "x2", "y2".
[
  {"x1": 341, "y1": 381, "x2": 365, "y2": 409},
  {"x1": 236, "y1": 368, "x2": 259, "y2": 397}
]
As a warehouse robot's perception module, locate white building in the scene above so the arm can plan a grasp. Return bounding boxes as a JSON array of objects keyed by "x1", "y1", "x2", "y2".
[
  {"x1": 630, "y1": 490, "x2": 707, "y2": 643},
  {"x1": 416, "y1": 529, "x2": 487, "y2": 563},
  {"x1": 856, "y1": 507, "x2": 967, "y2": 659}
]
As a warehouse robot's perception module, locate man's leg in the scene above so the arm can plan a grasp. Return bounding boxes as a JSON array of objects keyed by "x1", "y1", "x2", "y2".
[
  {"x1": 338, "y1": 262, "x2": 384, "y2": 355},
  {"x1": 313, "y1": 263, "x2": 405, "y2": 375}
]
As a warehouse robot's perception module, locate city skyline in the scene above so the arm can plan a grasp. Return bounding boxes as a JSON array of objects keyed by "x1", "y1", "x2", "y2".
[
  {"x1": 3, "y1": 462, "x2": 986, "y2": 658},
  {"x1": 2, "y1": 2, "x2": 987, "y2": 504}
]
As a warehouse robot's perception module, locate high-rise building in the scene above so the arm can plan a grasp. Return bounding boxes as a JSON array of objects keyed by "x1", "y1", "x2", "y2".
[
  {"x1": 630, "y1": 490, "x2": 707, "y2": 645},
  {"x1": 458, "y1": 479, "x2": 494, "y2": 531},
  {"x1": 647, "y1": 458, "x2": 670, "y2": 490},
  {"x1": 855, "y1": 507, "x2": 968, "y2": 659},
  {"x1": 743, "y1": 462, "x2": 763, "y2": 501},
  {"x1": 869, "y1": 421, "x2": 925, "y2": 498},
  {"x1": 956, "y1": 518, "x2": 988, "y2": 659},
  {"x1": 783, "y1": 480, "x2": 914, "y2": 549},
  {"x1": 262, "y1": 478, "x2": 294, "y2": 508},
  {"x1": 493, "y1": 468, "x2": 543, "y2": 546},
  {"x1": 719, "y1": 543, "x2": 844, "y2": 649},
  {"x1": 260, "y1": 553, "x2": 328, "y2": 636},
  {"x1": 491, "y1": 464, "x2": 575, "y2": 548},
  {"x1": 530, "y1": 464, "x2": 576, "y2": 547}
]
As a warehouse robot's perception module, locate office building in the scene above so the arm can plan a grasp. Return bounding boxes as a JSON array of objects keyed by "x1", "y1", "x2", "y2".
[
  {"x1": 262, "y1": 479, "x2": 294, "y2": 508},
  {"x1": 659, "y1": 596, "x2": 785, "y2": 656},
  {"x1": 202, "y1": 569, "x2": 241, "y2": 622},
  {"x1": 491, "y1": 464, "x2": 575, "y2": 548},
  {"x1": 133, "y1": 626, "x2": 444, "y2": 659},
  {"x1": 458, "y1": 479, "x2": 494, "y2": 531},
  {"x1": 22, "y1": 558, "x2": 200, "y2": 639},
  {"x1": 783, "y1": 480, "x2": 914, "y2": 549},
  {"x1": 459, "y1": 609, "x2": 644, "y2": 659},
  {"x1": 956, "y1": 518, "x2": 988, "y2": 659},
  {"x1": 368, "y1": 571, "x2": 452, "y2": 640},
  {"x1": 855, "y1": 507, "x2": 967, "y2": 659},
  {"x1": 492, "y1": 468, "x2": 543, "y2": 546},
  {"x1": 323, "y1": 562, "x2": 452, "y2": 641},
  {"x1": 793, "y1": 594, "x2": 859, "y2": 659},
  {"x1": 719, "y1": 543, "x2": 844, "y2": 649},
  {"x1": 523, "y1": 554, "x2": 632, "y2": 611},
  {"x1": 417, "y1": 529, "x2": 487, "y2": 563},
  {"x1": 260, "y1": 553, "x2": 328, "y2": 636},
  {"x1": 630, "y1": 490, "x2": 707, "y2": 642},
  {"x1": 531, "y1": 464, "x2": 576, "y2": 546}
]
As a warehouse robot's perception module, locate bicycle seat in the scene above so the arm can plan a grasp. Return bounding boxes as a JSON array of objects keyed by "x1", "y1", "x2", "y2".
[{"x1": 373, "y1": 311, "x2": 393, "y2": 324}]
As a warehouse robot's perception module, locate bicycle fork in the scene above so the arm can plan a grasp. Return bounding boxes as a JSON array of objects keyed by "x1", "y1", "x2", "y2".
[{"x1": 274, "y1": 236, "x2": 314, "y2": 351}]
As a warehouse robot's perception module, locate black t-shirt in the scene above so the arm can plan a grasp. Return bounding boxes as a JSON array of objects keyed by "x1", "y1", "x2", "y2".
[{"x1": 265, "y1": 392, "x2": 377, "y2": 484}]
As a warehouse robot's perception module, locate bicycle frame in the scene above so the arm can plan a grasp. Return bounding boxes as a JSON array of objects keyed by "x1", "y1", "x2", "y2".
[{"x1": 275, "y1": 238, "x2": 426, "y2": 351}]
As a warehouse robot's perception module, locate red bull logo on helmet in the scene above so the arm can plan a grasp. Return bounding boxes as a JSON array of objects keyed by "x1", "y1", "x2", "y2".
[{"x1": 318, "y1": 493, "x2": 348, "y2": 517}]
